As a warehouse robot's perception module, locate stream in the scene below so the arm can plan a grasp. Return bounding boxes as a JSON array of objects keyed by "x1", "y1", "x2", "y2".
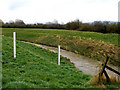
[{"x1": 22, "y1": 41, "x2": 118, "y2": 76}]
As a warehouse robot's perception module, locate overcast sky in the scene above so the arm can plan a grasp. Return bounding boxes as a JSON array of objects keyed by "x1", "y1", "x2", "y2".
[{"x1": 0, "y1": 0, "x2": 119, "y2": 24}]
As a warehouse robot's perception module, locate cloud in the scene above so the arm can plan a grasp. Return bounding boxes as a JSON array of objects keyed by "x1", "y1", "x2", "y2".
[
  {"x1": 0, "y1": 0, "x2": 119, "y2": 23},
  {"x1": 8, "y1": 0, "x2": 29, "y2": 10}
]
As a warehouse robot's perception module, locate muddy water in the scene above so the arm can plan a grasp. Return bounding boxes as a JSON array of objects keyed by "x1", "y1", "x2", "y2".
[{"x1": 22, "y1": 41, "x2": 118, "y2": 76}]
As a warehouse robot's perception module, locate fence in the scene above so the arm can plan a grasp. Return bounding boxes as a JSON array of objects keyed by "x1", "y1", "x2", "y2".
[{"x1": 99, "y1": 56, "x2": 120, "y2": 82}]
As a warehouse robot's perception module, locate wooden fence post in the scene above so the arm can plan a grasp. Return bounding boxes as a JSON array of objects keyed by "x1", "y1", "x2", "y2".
[{"x1": 99, "y1": 56, "x2": 109, "y2": 83}]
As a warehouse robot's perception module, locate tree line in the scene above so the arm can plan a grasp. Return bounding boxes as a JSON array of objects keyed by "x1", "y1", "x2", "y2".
[
  {"x1": 0, "y1": 19, "x2": 119, "y2": 33},
  {"x1": 65, "y1": 19, "x2": 119, "y2": 33}
]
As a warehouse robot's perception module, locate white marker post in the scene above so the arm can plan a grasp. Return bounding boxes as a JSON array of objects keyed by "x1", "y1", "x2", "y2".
[
  {"x1": 58, "y1": 45, "x2": 60, "y2": 65},
  {"x1": 13, "y1": 32, "x2": 16, "y2": 58}
]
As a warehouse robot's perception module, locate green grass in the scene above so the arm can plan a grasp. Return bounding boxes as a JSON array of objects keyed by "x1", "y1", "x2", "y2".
[
  {"x1": 2, "y1": 28, "x2": 118, "y2": 46},
  {"x1": 2, "y1": 36, "x2": 96, "y2": 88},
  {"x1": 2, "y1": 35, "x2": 120, "y2": 88},
  {"x1": 2, "y1": 28, "x2": 119, "y2": 66}
]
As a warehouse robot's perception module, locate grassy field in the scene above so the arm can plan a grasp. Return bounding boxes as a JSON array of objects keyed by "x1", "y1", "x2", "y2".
[
  {"x1": 2, "y1": 32, "x2": 120, "y2": 88},
  {"x1": 2, "y1": 28, "x2": 119, "y2": 66},
  {"x1": 2, "y1": 28, "x2": 118, "y2": 46},
  {"x1": 2, "y1": 36, "x2": 95, "y2": 88},
  {"x1": 2, "y1": 36, "x2": 120, "y2": 88}
]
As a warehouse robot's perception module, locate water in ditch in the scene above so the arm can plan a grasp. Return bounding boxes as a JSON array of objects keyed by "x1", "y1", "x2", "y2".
[{"x1": 23, "y1": 41, "x2": 118, "y2": 77}]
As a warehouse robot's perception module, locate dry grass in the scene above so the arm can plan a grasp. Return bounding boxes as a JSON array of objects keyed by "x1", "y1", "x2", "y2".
[
  {"x1": 88, "y1": 64, "x2": 120, "y2": 88},
  {"x1": 36, "y1": 35, "x2": 120, "y2": 66}
]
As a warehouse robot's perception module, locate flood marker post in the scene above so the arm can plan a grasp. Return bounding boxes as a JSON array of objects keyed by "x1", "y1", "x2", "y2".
[
  {"x1": 13, "y1": 32, "x2": 16, "y2": 58},
  {"x1": 58, "y1": 45, "x2": 60, "y2": 65}
]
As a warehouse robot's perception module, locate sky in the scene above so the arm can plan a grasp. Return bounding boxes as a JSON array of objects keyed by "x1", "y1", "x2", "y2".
[{"x1": 0, "y1": 0, "x2": 119, "y2": 24}]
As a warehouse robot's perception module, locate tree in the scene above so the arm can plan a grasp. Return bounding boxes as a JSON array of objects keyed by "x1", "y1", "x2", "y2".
[
  {"x1": 66, "y1": 19, "x2": 82, "y2": 30},
  {"x1": 80, "y1": 23, "x2": 94, "y2": 31},
  {"x1": 92, "y1": 21, "x2": 106, "y2": 33},
  {"x1": 0, "y1": 19, "x2": 4, "y2": 25},
  {"x1": 46, "y1": 19, "x2": 59, "y2": 25},
  {"x1": 9, "y1": 20, "x2": 14, "y2": 24},
  {"x1": 106, "y1": 23, "x2": 118, "y2": 33},
  {"x1": 52, "y1": 19, "x2": 59, "y2": 25},
  {"x1": 15, "y1": 19, "x2": 25, "y2": 25}
]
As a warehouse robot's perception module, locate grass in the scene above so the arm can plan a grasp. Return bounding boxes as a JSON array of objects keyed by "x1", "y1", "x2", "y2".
[
  {"x1": 88, "y1": 66, "x2": 120, "y2": 88},
  {"x1": 2, "y1": 28, "x2": 119, "y2": 66},
  {"x1": 2, "y1": 28, "x2": 119, "y2": 46},
  {"x1": 2, "y1": 34, "x2": 120, "y2": 88},
  {"x1": 2, "y1": 36, "x2": 95, "y2": 88}
]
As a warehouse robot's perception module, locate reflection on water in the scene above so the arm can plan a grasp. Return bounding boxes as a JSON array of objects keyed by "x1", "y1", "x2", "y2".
[{"x1": 22, "y1": 41, "x2": 118, "y2": 76}]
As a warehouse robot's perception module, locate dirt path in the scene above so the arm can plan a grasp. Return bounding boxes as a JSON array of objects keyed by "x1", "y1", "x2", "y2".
[{"x1": 22, "y1": 41, "x2": 118, "y2": 76}]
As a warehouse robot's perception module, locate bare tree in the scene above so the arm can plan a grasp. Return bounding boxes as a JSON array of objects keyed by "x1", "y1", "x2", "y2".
[
  {"x1": 15, "y1": 19, "x2": 25, "y2": 25},
  {"x1": 0, "y1": 19, "x2": 4, "y2": 25},
  {"x1": 9, "y1": 20, "x2": 14, "y2": 24}
]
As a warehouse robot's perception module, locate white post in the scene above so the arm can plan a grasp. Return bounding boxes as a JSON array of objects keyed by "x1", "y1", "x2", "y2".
[
  {"x1": 13, "y1": 32, "x2": 16, "y2": 58},
  {"x1": 58, "y1": 45, "x2": 60, "y2": 65}
]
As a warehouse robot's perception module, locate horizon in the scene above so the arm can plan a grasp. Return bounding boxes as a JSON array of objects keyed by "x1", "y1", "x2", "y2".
[
  {"x1": 2, "y1": 20, "x2": 118, "y2": 25},
  {"x1": 0, "y1": 0, "x2": 119, "y2": 24}
]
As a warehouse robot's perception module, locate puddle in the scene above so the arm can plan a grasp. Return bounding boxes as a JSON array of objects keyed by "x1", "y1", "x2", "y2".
[{"x1": 22, "y1": 41, "x2": 119, "y2": 76}]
